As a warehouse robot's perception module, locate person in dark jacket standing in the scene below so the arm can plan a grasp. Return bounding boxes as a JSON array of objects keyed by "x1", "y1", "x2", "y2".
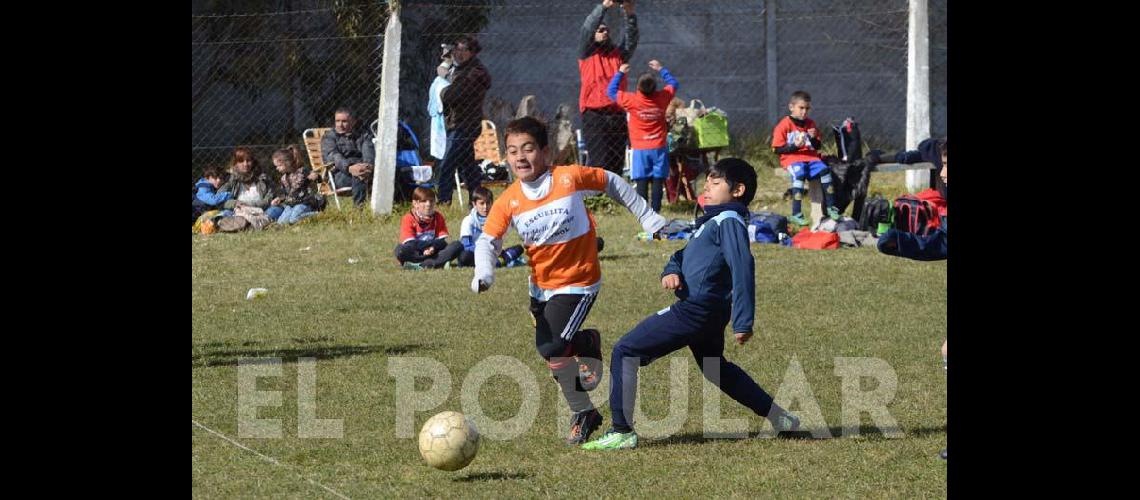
[
  {"x1": 578, "y1": 0, "x2": 638, "y2": 176},
  {"x1": 437, "y1": 35, "x2": 491, "y2": 206}
]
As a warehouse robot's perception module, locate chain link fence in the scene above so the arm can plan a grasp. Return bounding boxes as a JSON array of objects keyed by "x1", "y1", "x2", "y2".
[
  {"x1": 193, "y1": 0, "x2": 946, "y2": 181},
  {"x1": 192, "y1": 0, "x2": 389, "y2": 180}
]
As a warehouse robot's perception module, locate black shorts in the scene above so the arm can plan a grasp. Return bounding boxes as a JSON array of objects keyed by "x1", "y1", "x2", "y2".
[{"x1": 529, "y1": 293, "x2": 597, "y2": 360}]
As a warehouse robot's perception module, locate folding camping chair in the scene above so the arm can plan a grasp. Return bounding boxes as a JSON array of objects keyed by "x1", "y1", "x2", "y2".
[
  {"x1": 302, "y1": 127, "x2": 353, "y2": 210},
  {"x1": 473, "y1": 119, "x2": 512, "y2": 188}
]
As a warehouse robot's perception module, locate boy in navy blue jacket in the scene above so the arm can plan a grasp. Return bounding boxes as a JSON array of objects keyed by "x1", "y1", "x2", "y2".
[{"x1": 583, "y1": 158, "x2": 800, "y2": 450}]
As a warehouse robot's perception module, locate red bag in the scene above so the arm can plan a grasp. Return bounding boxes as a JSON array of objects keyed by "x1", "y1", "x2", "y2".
[
  {"x1": 893, "y1": 194, "x2": 942, "y2": 236},
  {"x1": 791, "y1": 230, "x2": 840, "y2": 250},
  {"x1": 914, "y1": 188, "x2": 947, "y2": 218}
]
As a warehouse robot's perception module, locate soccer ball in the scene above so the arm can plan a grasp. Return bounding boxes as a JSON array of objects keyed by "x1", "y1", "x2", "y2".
[{"x1": 418, "y1": 411, "x2": 480, "y2": 471}]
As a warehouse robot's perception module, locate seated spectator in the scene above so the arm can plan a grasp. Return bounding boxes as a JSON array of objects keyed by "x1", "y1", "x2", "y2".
[
  {"x1": 457, "y1": 187, "x2": 526, "y2": 268},
  {"x1": 395, "y1": 187, "x2": 464, "y2": 270},
  {"x1": 269, "y1": 145, "x2": 326, "y2": 224},
  {"x1": 193, "y1": 166, "x2": 231, "y2": 223},
  {"x1": 321, "y1": 107, "x2": 375, "y2": 207},
  {"x1": 220, "y1": 147, "x2": 278, "y2": 213}
]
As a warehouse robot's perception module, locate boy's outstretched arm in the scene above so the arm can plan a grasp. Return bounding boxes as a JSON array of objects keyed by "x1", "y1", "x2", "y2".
[
  {"x1": 471, "y1": 233, "x2": 503, "y2": 293},
  {"x1": 196, "y1": 187, "x2": 232, "y2": 206},
  {"x1": 657, "y1": 65, "x2": 679, "y2": 94},
  {"x1": 720, "y1": 217, "x2": 756, "y2": 341},
  {"x1": 606, "y1": 66, "x2": 627, "y2": 103},
  {"x1": 471, "y1": 197, "x2": 512, "y2": 293},
  {"x1": 602, "y1": 171, "x2": 668, "y2": 234}
]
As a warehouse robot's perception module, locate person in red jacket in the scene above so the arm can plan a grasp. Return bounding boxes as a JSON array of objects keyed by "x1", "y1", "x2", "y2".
[
  {"x1": 578, "y1": 0, "x2": 638, "y2": 176},
  {"x1": 771, "y1": 90, "x2": 840, "y2": 226}
]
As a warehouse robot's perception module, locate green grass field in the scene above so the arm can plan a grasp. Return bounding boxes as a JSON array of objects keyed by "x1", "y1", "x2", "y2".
[{"x1": 192, "y1": 167, "x2": 946, "y2": 498}]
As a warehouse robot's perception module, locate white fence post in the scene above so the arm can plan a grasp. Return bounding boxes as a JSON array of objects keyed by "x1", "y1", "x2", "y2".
[
  {"x1": 766, "y1": 0, "x2": 779, "y2": 127},
  {"x1": 905, "y1": 0, "x2": 930, "y2": 193},
  {"x1": 372, "y1": 0, "x2": 401, "y2": 215}
]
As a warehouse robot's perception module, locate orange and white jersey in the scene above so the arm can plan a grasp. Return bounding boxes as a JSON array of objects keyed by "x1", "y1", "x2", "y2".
[{"x1": 475, "y1": 165, "x2": 667, "y2": 301}]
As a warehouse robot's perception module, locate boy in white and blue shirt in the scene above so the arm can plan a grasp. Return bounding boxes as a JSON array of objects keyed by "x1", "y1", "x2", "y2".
[{"x1": 457, "y1": 187, "x2": 525, "y2": 267}]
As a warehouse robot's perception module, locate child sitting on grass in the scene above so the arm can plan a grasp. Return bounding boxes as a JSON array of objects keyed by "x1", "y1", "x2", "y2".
[{"x1": 395, "y1": 187, "x2": 463, "y2": 270}]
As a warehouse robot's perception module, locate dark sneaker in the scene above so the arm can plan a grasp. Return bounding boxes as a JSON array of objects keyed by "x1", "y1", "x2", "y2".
[
  {"x1": 575, "y1": 329, "x2": 603, "y2": 392},
  {"x1": 769, "y1": 410, "x2": 801, "y2": 434},
  {"x1": 566, "y1": 409, "x2": 603, "y2": 446}
]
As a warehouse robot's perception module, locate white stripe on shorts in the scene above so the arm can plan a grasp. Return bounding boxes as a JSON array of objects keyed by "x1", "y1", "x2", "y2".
[{"x1": 560, "y1": 293, "x2": 596, "y2": 341}]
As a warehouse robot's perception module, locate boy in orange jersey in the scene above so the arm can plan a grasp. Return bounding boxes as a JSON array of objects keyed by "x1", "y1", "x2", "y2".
[{"x1": 471, "y1": 116, "x2": 667, "y2": 445}]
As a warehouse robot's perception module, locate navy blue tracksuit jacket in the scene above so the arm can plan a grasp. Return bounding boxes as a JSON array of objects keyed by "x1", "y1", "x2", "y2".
[{"x1": 608, "y1": 205, "x2": 775, "y2": 432}]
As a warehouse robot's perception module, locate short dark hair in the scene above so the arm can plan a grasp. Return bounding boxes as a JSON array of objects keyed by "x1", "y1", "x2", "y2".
[
  {"x1": 471, "y1": 186, "x2": 494, "y2": 205},
  {"x1": 706, "y1": 158, "x2": 758, "y2": 205},
  {"x1": 637, "y1": 72, "x2": 657, "y2": 96},
  {"x1": 505, "y1": 116, "x2": 548, "y2": 149},
  {"x1": 939, "y1": 138, "x2": 948, "y2": 156},
  {"x1": 455, "y1": 35, "x2": 480, "y2": 54},
  {"x1": 789, "y1": 90, "x2": 811, "y2": 104},
  {"x1": 202, "y1": 166, "x2": 225, "y2": 180},
  {"x1": 334, "y1": 107, "x2": 354, "y2": 117}
]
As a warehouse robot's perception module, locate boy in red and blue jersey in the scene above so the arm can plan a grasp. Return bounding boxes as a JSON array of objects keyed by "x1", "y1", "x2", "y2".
[
  {"x1": 607, "y1": 59, "x2": 678, "y2": 212},
  {"x1": 772, "y1": 90, "x2": 840, "y2": 225}
]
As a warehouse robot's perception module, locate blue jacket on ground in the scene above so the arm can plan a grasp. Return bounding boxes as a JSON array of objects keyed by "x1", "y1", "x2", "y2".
[
  {"x1": 662, "y1": 203, "x2": 755, "y2": 334},
  {"x1": 194, "y1": 178, "x2": 232, "y2": 208}
]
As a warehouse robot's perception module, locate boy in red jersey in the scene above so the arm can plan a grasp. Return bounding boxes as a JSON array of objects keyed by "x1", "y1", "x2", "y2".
[
  {"x1": 607, "y1": 59, "x2": 678, "y2": 212},
  {"x1": 771, "y1": 90, "x2": 840, "y2": 225},
  {"x1": 395, "y1": 187, "x2": 463, "y2": 270}
]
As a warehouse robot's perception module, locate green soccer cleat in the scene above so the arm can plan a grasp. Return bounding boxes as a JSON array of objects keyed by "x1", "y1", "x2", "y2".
[
  {"x1": 827, "y1": 207, "x2": 842, "y2": 220},
  {"x1": 788, "y1": 213, "x2": 809, "y2": 226},
  {"x1": 402, "y1": 261, "x2": 424, "y2": 271},
  {"x1": 581, "y1": 429, "x2": 638, "y2": 450}
]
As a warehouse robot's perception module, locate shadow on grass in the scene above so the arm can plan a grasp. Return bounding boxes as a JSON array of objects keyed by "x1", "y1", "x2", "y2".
[
  {"x1": 598, "y1": 253, "x2": 641, "y2": 262},
  {"x1": 191, "y1": 340, "x2": 431, "y2": 368},
  {"x1": 646, "y1": 424, "x2": 946, "y2": 447},
  {"x1": 453, "y1": 471, "x2": 530, "y2": 482}
]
